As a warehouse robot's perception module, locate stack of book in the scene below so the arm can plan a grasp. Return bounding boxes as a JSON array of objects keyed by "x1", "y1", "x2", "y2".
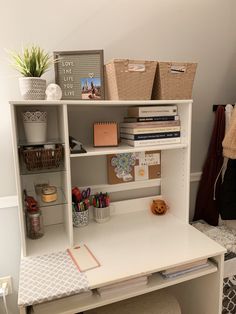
[
  {"x1": 160, "y1": 258, "x2": 209, "y2": 279},
  {"x1": 96, "y1": 275, "x2": 148, "y2": 297},
  {"x1": 120, "y1": 105, "x2": 180, "y2": 147}
]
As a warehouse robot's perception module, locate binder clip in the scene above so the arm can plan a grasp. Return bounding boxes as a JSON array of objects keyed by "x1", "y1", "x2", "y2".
[{"x1": 69, "y1": 136, "x2": 87, "y2": 154}]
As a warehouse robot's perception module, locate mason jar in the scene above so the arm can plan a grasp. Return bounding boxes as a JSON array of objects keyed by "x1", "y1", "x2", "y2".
[{"x1": 26, "y1": 209, "x2": 44, "y2": 239}]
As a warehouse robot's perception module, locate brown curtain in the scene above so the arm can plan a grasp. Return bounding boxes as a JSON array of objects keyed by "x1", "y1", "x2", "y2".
[{"x1": 193, "y1": 106, "x2": 225, "y2": 226}]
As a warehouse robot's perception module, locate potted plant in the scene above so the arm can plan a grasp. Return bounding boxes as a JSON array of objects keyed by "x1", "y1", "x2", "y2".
[{"x1": 9, "y1": 45, "x2": 53, "y2": 100}]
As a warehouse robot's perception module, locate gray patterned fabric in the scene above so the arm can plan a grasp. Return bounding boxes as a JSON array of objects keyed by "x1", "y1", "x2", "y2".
[
  {"x1": 18, "y1": 250, "x2": 89, "y2": 306},
  {"x1": 223, "y1": 276, "x2": 236, "y2": 314}
]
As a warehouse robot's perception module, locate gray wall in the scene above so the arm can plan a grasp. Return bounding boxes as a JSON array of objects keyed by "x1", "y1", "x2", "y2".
[{"x1": 0, "y1": 0, "x2": 236, "y2": 312}]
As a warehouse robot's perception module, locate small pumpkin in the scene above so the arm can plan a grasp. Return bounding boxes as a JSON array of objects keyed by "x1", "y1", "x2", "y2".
[{"x1": 151, "y1": 199, "x2": 168, "y2": 215}]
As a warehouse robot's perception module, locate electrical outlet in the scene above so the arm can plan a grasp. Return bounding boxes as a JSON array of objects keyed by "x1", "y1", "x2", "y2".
[{"x1": 0, "y1": 276, "x2": 12, "y2": 295}]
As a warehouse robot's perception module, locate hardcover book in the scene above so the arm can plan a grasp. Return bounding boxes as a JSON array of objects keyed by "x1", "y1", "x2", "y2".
[
  {"x1": 121, "y1": 131, "x2": 181, "y2": 141},
  {"x1": 124, "y1": 115, "x2": 179, "y2": 122},
  {"x1": 128, "y1": 105, "x2": 178, "y2": 117},
  {"x1": 120, "y1": 126, "x2": 181, "y2": 135},
  {"x1": 120, "y1": 119, "x2": 180, "y2": 128},
  {"x1": 121, "y1": 137, "x2": 181, "y2": 147}
]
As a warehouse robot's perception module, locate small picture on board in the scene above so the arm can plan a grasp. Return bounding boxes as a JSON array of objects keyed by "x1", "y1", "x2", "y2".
[{"x1": 81, "y1": 77, "x2": 102, "y2": 100}]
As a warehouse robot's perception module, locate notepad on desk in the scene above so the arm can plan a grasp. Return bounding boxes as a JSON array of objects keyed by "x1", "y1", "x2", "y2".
[{"x1": 67, "y1": 244, "x2": 100, "y2": 272}]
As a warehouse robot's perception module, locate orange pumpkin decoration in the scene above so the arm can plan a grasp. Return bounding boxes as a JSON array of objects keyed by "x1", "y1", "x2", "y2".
[{"x1": 151, "y1": 199, "x2": 168, "y2": 215}]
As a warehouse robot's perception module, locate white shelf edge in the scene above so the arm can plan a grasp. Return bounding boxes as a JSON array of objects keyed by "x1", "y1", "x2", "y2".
[
  {"x1": 0, "y1": 171, "x2": 202, "y2": 210},
  {"x1": 10, "y1": 99, "x2": 193, "y2": 106},
  {"x1": 78, "y1": 179, "x2": 161, "y2": 194},
  {"x1": 70, "y1": 143, "x2": 188, "y2": 157},
  {"x1": 32, "y1": 261, "x2": 217, "y2": 314}
]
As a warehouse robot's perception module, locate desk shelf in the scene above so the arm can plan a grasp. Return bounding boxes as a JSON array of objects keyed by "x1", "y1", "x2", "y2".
[
  {"x1": 70, "y1": 143, "x2": 188, "y2": 158},
  {"x1": 32, "y1": 262, "x2": 218, "y2": 314}
]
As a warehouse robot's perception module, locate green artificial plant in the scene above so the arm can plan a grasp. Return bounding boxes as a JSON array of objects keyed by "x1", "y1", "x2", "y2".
[{"x1": 9, "y1": 45, "x2": 53, "y2": 77}]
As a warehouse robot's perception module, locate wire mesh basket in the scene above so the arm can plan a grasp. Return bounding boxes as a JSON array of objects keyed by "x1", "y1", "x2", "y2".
[{"x1": 21, "y1": 144, "x2": 63, "y2": 171}]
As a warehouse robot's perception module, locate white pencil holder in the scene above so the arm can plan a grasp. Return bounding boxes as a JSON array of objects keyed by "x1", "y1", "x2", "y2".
[{"x1": 93, "y1": 206, "x2": 110, "y2": 223}]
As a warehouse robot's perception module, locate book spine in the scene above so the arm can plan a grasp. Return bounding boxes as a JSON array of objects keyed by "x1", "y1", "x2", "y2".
[
  {"x1": 128, "y1": 106, "x2": 178, "y2": 117},
  {"x1": 120, "y1": 120, "x2": 180, "y2": 128},
  {"x1": 121, "y1": 131, "x2": 180, "y2": 140},
  {"x1": 124, "y1": 115, "x2": 179, "y2": 122},
  {"x1": 121, "y1": 137, "x2": 181, "y2": 147},
  {"x1": 120, "y1": 126, "x2": 181, "y2": 134}
]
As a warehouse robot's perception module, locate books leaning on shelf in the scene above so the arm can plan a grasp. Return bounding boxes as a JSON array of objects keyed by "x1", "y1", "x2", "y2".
[
  {"x1": 128, "y1": 105, "x2": 178, "y2": 117},
  {"x1": 96, "y1": 275, "x2": 148, "y2": 297},
  {"x1": 160, "y1": 258, "x2": 209, "y2": 279}
]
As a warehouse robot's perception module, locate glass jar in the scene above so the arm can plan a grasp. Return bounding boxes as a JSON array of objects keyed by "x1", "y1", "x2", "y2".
[
  {"x1": 26, "y1": 209, "x2": 44, "y2": 239},
  {"x1": 41, "y1": 185, "x2": 57, "y2": 203}
]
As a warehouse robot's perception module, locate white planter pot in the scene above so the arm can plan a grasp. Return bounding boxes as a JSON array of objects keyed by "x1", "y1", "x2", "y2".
[
  {"x1": 22, "y1": 111, "x2": 47, "y2": 143},
  {"x1": 19, "y1": 77, "x2": 46, "y2": 100}
]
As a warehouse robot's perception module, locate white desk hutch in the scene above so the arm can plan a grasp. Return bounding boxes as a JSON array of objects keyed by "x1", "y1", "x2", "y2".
[{"x1": 10, "y1": 100, "x2": 226, "y2": 314}]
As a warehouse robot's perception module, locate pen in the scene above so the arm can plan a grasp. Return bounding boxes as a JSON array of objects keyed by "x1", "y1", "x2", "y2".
[{"x1": 93, "y1": 193, "x2": 110, "y2": 208}]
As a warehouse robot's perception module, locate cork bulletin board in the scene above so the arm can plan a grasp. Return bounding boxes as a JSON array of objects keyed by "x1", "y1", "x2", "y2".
[
  {"x1": 107, "y1": 150, "x2": 161, "y2": 184},
  {"x1": 54, "y1": 50, "x2": 104, "y2": 100}
]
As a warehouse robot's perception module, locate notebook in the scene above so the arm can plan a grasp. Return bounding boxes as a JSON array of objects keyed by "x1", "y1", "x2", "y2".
[{"x1": 67, "y1": 244, "x2": 100, "y2": 272}]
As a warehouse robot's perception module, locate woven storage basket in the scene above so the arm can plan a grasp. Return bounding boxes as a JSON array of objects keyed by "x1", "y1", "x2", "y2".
[
  {"x1": 21, "y1": 144, "x2": 63, "y2": 171},
  {"x1": 152, "y1": 62, "x2": 197, "y2": 100},
  {"x1": 105, "y1": 59, "x2": 157, "y2": 100}
]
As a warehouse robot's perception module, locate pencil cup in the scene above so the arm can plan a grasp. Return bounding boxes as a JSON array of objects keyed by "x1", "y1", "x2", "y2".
[
  {"x1": 93, "y1": 206, "x2": 110, "y2": 223},
  {"x1": 73, "y1": 208, "x2": 89, "y2": 227}
]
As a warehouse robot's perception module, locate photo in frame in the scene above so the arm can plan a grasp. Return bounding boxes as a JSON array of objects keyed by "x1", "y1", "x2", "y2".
[{"x1": 54, "y1": 50, "x2": 104, "y2": 100}]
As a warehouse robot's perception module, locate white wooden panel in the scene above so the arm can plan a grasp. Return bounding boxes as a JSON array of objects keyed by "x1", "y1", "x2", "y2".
[
  {"x1": 10, "y1": 104, "x2": 27, "y2": 257},
  {"x1": 70, "y1": 143, "x2": 187, "y2": 157},
  {"x1": 161, "y1": 148, "x2": 190, "y2": 222},
  {"x1": 10, "y1": 100, "x2": 193, "y2": 106},
  {"x1": 63, "y1": 104, "x2": 73, "y2": 247}
]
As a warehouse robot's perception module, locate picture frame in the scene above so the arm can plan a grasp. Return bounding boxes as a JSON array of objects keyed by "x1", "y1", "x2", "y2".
[{"x1": 54, "y1": 50, "x2": 104, "y2": 100}]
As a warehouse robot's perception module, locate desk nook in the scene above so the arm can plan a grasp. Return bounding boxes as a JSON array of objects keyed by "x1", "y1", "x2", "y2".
[{"x1": 10, "y1": 100, "x2": 226, "y2": 314}]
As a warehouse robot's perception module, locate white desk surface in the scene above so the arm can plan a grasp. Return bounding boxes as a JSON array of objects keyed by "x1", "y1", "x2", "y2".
[{"x1": 74, "y1": 210, "x2": 226, "y2": 289}]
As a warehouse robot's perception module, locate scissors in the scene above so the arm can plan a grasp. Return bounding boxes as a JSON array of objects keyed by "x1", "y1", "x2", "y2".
[{"x1": 81, "y1": 187, "x2": 91, "y2": 200}]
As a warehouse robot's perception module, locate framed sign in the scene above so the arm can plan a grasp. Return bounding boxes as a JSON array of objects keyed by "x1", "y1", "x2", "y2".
[{"x1": 54, "y1": 50, "x2": 104, "y2": 100}]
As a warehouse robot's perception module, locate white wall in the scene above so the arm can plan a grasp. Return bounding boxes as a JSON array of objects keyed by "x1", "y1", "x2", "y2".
[
  {"x1": 0, "y1": 206, "x2": 20, "y2": 314},
  {"x1": 0, "y1": 0, "x2": 236, "y2": 312}
]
